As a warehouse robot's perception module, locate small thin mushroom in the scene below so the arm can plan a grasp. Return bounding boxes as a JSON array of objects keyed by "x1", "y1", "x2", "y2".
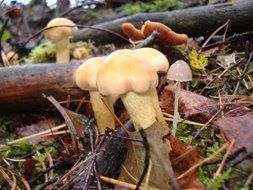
[
  {"x1": 134, "y1": 47, "x2": 169, "y2": 126},
  {"x1": 167, "y1": 60, "x2": 192, "y2": 136},
  {"x1": 96, "y1": 49, "x2": 158, "y2": 130},
  {"x1": 44, "y1": 17, "x2": 78, "y2": 63},
  {"x1": 74, "y1": 57, "x2": 115, "y2": 134}
]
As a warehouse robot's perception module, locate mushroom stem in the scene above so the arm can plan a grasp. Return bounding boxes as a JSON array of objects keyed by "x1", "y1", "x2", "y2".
[
  {"x1": 121, "y1": 92, "x2": 156, "y2": 130},
  {"x1": 171, "y1": 82, "x2": 181, "y2": 136},
  {"x1": 89, "y1": 91, "x2": 115, "y2": 134},
  {"x1": 149, "y1": 88, "x2": 167, "y2": 126},
  {"x1": 55, "y1": 38, "x2": 70, "y2": 63}
]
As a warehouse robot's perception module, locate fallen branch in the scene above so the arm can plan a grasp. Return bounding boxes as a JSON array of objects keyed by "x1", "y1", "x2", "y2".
[{"x1": 73, "y1": 0, "x2": 253, "y2": 45}]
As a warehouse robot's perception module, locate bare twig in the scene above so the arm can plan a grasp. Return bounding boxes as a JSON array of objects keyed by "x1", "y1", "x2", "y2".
[
  {"x1": 233, "y1": 51, "x2": 253, "y2": 95},
  {"x1": 135, "y1": 129, "x2": 150, "y2": 190}
]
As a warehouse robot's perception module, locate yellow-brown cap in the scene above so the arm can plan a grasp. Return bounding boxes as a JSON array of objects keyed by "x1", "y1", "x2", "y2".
[
  {"x1": 142, "y1": 20, "x2": 188, "y2": 46},
  {"x1": 167, "y1": 60, "x2": 192, "y2": 82},
  {"x1": 44, "y1": 17, "x2": 78, "y2": 43},
  {"x1": 134, "y1": 47, "x2": 169, "y2": 73},
  {"x1": 96, "y1": 49, "x2": 158, "y2": 97},
  {"x1": 74, "y1": 57, "x2": 104, "y2": 91},
  {"x1": 121, "y1": 23, "x2": 145, "y2": 41}
]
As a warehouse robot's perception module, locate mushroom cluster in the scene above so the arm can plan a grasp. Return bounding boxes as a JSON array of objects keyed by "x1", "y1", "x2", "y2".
[{"x1": 74, "y1": 47, "x2": 169, "y2": 133}]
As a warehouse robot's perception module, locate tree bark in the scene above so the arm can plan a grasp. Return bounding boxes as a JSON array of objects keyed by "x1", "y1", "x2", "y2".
[
  {"x1": 72, "y1": 0, "x2": 253, "y2": 45},
  {"x1": 0, "y1": 62, "x2": 85, "y2": 113}
]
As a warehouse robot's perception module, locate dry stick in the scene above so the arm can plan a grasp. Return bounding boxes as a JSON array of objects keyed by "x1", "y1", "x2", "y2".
[
  {"x1": 100, "y1": 175, "x2": 145, "y2": 190},
  {"x1": 199, "y1": 31, "x2": 253, "y2": 51},
  {"x1": 9, "y1": 24, "x2": 131, "y2": 62},
  {"x1": 233, "y1": 52, "x2": 253, "y2": 95},
  {"x1": 177, "y1": 143, "x2": 229, "y2": 180},
  {"x1": 135, "y1": 129, "x2": 150, "y2": 190},
  {"x1": 101, "y1": 98, "x2": 131, "y2": 136},
  {"x1": 75, "y1": 96, "x2": 86, "y2": 113},
  {"x1": 190, "y1": 108, "x2": 223, "y2": 144},
  {"x1": 200, "y1": 20, "x2": 230, "y2": 50},
  {"x1": 133, "y1": 31, "x2": 159, "y2": 49},
  {"x1": 66, "y1": 94, "x2": 71, "y2": 109},
  {"x1": 0, "y1": 166, "x2": 21, "y2": 190},
  {"x1": 0, "y1": 124, "x2": 66, "y2": 146},
  {"x1": 213, "y1": 139, "x2": 235, "y2": 179}
]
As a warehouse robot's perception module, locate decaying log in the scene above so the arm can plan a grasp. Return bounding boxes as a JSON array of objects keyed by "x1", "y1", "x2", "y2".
[
  {"x1": 0, "y1": 62, "x2": 85, "y2": 112},
  {"x1": 73, "y1": 0, "x2": 253, "y2": 45}
]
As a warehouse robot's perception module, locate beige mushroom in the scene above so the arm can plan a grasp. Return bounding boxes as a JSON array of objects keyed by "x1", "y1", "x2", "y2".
[
  {"x1": 74, "y1": 57, "x2": 115, "y2": 134},
  {"x1": 167, "y1": 60, "x2": 192, "y2": 135},
  {"x1": 96, "y1": 49, "x2": 158, "y2": 130},
  {"x1": 44, "y1": 17, "x2": 78, "y2": 63},
  {"x1": 134, "y1": 47, "x2": 169, "y2": 126}
]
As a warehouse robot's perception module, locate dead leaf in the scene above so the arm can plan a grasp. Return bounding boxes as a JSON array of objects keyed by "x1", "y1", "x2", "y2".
[
  {"x1": 160, "y1": 85, "x2": 219, "y2": 122},
  {"x1": 23, "y1": 159, "x2": 38, "y2": 180},
  {"x1": 215, "y1": 111, "x2": 253, "y2": 153},
  {"x1": 45, "y1": 95, "x2": 87, "y2": 137},
  {"x1": 15, "y1": 119, "x2": 56, "y2": 145},
  {"x1": 168, "y1": 136, "x2": 204, "y2": 189}
]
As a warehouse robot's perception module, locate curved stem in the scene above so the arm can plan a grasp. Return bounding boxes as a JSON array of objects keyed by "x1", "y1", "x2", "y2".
[
  {"x1": 89, "y1": 91, "x2": 115, "y2": 134},
  {"x1": 122, "y1": 92, "x2": 156, "y2": 130},
  {"x1": 149, "y1": 88, "x2": 167, "y2": 126},
  {"x1": 56, "y1": 38, "x2": 70, "y2": 63},
  {"x1": 171, "y1": 82, "x2": 181, "y2": 136}
]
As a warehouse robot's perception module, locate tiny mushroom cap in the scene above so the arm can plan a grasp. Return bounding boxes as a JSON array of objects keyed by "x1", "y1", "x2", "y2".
[
  {"x1": 74, "y1": 57, "x2": 104, "y2": 91},
  {"x1": 96, "y1": 49, "x2": 158, "y2": 98},
  {"x1": 167, "y1": 60, "x2": 192, "y2": 82},
  {"x1": 134, "y1": 47, "x2": 169, "y2": 72},
  {"x1": 44, "y1": 17, "x2": 78, "y2": 43}
]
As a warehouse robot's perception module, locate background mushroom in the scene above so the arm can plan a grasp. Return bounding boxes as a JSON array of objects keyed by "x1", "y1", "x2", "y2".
[
  {"x1": 44, "y1": 17, "x2": 78, "y2": 63},
  {"x1": 96, "y1": 49, "x2": 158, "y2": 130},
  {"x1": 167, "y1": 60, "x2": 192, "y2": 135},
  {"x1": 134, "y1": 47, "x2": 169, "y2": 126},
  {"x1": 74, "y1": 57, "x2": 115, "y2": 134}
]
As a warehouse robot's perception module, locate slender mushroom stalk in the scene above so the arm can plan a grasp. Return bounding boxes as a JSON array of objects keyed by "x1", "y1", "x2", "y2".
[
  {"x1": 44, "y1": 17, "x2": 78, "y2": 63},
  {"x1": 167, "y1": 60, "x2": 192, "y2": 136},
  {"x1": 134, "y1": 47, "x2": 169, "y2": 126},
  {"x1": 96, "y1": 49, "x2": 158, "y2": 130},
  {"x1": 74, "y1": 57, "x2": 115, "y2": 134}
]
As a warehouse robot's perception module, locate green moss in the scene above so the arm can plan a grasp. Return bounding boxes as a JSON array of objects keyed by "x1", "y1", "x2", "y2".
[
  {"x1": 124, "y1": 0, "x2": 183, "y2": 15},
  {"x1": 23, "y1": 41, "x2": 56, "y2": 64}
]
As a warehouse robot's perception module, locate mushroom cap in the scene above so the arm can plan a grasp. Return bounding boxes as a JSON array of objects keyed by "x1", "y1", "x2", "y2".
[
  {"x1": 96, "y1": 49, "x2": 158, "y2": 97},
  {"x1": 74, "y1": 57, "x2": 104, "y2": 91},
  {"x1": 121, "y1": 23, "x2": 145, "y2": 41},
  {"x1": 44, "y1": 17, "x2": 78, "y2": 43},
  {"x1": 134, "y1": 47, "x2": 169, "y2": 73},
  {"x1": 167, "y1": 60, "x2": 192, "y2": 82},
  {"x1": 142, "y1": 20, "x2": 188, "y2": 46}
]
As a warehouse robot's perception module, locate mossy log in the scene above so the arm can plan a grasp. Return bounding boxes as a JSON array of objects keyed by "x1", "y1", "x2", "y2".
[
  {"x1": 0, "y1": 62, "x2": 85, "y2": 112},
  {"x1": 73, "y1": 0, "x2": 253, "y2": 45}
]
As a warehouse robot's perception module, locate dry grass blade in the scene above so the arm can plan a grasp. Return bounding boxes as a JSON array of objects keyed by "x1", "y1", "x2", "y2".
[
  {"x1": 0, "y1": 166, "x2": 21, "y2": 190},
  {"x1": 177, "y1": 143, "x2": 229, "y2": 180},
  {"x1": 213, "y1": 139, "x2": 235, "y2": 179},
  {"x1": 0, "y1": 124, "x2": 66, "y2": 147}
]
